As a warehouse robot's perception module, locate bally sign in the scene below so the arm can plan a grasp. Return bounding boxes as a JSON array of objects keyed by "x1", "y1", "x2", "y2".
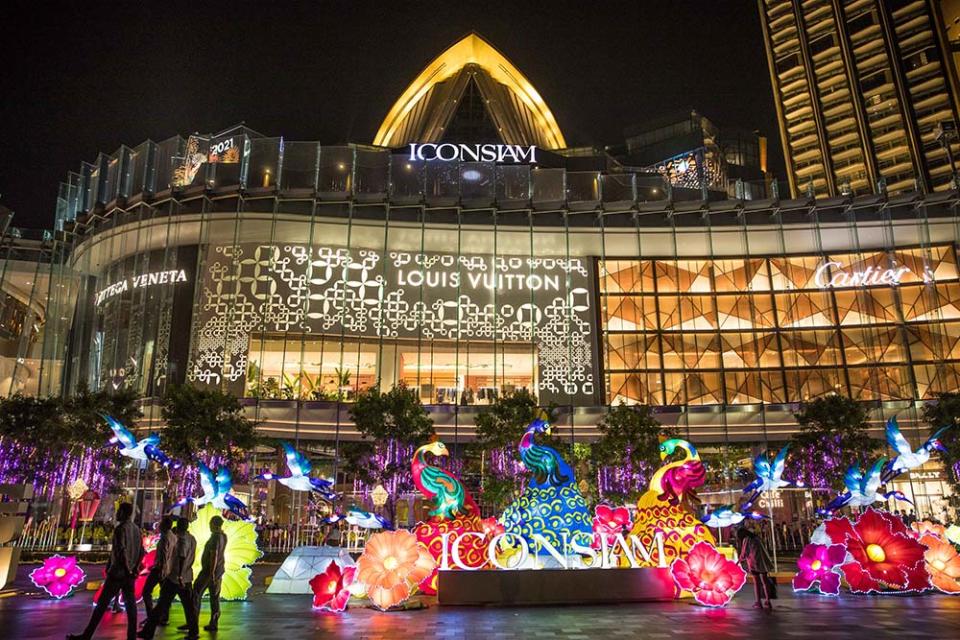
[
  {"x1": 95, "y1": 269, "x2": 188, "y2": 306},
  {"x1": 439, "y1": 530, "x2": 667, "y2": 571},
  {"x1": 408, "y1": 143, "x2": 537, "y2": 164},
  {"x1": 813, "y1": 260, "x2": 934, "y2": 289}
]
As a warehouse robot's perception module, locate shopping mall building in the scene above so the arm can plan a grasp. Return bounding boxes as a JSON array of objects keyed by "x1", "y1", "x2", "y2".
[{"x1": 3, "y1": 34, "x2": 960, "y2": 476}]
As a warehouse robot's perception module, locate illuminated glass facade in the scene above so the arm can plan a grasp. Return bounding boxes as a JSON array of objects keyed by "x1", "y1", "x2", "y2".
[{"x1": 601, "y1": 245, "x2": 960, "y2": 407}]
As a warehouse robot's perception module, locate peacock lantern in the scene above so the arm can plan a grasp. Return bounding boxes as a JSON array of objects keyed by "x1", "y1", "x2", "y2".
[
  {"x1": 624, "y1": 438, "x2": 715, "y2": 567},
  {"x1": 411, "y1": 440, "x2": 488, "y2": 593},
  {"x1": 499, "y1": 417, "x2": 592, "y2": 558}
]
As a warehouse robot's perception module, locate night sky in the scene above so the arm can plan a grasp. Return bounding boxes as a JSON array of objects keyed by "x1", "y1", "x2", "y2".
[{"x1": 0, "y1": 0, "x2": 782, "y2": 229}]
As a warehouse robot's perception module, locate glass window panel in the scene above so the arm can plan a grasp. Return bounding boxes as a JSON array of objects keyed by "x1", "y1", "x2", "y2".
[
  {"x1": 780, "y1": 329, "x2": 843, "y2": 367},
  {"x1": 602, "y1": 295, "x2": 657, "y2": 330},
  {"x1": 774, "y1": 291, "x2": 835, "y2": 327}
]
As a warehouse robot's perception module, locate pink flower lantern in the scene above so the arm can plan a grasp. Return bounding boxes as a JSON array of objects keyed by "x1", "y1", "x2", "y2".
[
  {"x1": 670, "y1": 541, "x2": 746, "y2": 607},
  {"x1": 30, "y1": 555, "x2": 86, "y2": 599}
]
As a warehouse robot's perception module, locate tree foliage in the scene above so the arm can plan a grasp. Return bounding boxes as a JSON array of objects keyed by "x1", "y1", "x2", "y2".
[
  {"x1": 0, "y1": 386, "x2": 142, "y2": 495},
  {"x1": 345, "y1": 385, "x2": 434, "y2": 519},
  {"x1": 922, "y1": 392, "x2": 960, "y2": 508},
  {"x1": 790, "y1": 394, "x2": 879, "y2": 490},
  {"x1": 349, "y1": 384, "x2": 435, "y2": 445},
  {"x1": 470, "y1": 389, "x2": 563, "y2": 512},
  {"x1": 590, "y1": 403, "x2": 675, "y2": 501},
  {"x1": 160, "y1": 384, "x2": 259, "y2": 467}
]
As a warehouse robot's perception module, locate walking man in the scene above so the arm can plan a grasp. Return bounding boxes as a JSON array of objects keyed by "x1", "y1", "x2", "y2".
[
  {"x1": 141, "y1": 516, "x2": 175, "y2": 624},
  {"x1": 191, "y1": 515, "x2": 227, "y2": 631},
  {"x1": 137, "y1": 517, "x2": 199, "y2": 640},
  {"x1": 67, "y1": 502, "x2": 143, "y2": 640}
]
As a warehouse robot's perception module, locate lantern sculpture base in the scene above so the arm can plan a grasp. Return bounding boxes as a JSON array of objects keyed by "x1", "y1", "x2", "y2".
[
  {"x1": 267, "y1": 546, "x2": 355, "y2": 594},
  {"x1": 437, "y1": 567, "x2": 677, "y2": 606}
]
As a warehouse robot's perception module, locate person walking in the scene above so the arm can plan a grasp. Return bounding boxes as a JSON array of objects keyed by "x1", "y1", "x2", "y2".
[
  {"x1": 137, "y1": 517, "x2": 199, "y2": 640},
  {"x1": 141, "y1": 516, "x2": 175, "y2": 624},
  {"x1": 189, "y1": 515, "x2": 227, "y2": 632},
  {"x1": 737, "y1": 524, "x2": 774, "y2": 609},
  {"x1": 67, "y1": 502, "x2": 144, "y2": 640}
]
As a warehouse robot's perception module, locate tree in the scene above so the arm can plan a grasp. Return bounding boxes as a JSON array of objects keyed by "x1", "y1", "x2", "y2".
[
  {"x1": 346, "y1": 385, "x2": 435, "y2": 519},
  {"x1": 790, "y1": 394, "x2": 879, "y2": 490},
  {"x1": 0, "y1": 386, "x2": 142, "y2": 497},
  {"x1": 160, "y1": 385, "x2": 259, "y2": 469},
  {"x1": 591, "y1": 403, "x2": 675, "y2": 502},
  {"x1": 921, "y1": 392, "x2": 960, "y2": 512}
]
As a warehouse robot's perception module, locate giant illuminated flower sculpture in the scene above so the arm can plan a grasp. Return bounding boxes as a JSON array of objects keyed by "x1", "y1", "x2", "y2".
[
  {"x1": 309, "y1": 562, "x2": 357, "y2": 612},
  {"x1": 30, "y1": 555, "x2": 86, "y2": 599},
  {"x1": 911, "y1": 520, "x2": 946, "y2": 540},
  {"x1": 948, "y1": 525, "x2": 960, "y2": 546},
  {"x1": 189, "y1": 503, "x2": 262, "y2": 600},
  {"x1": 670, "y1": 541, "x2": 746, "y2": 607},
  {"x1": 356, "y1": 530, "x2": 435, "y2": 611},
  {"x1": 792, "y1": 542, "x2": 846, "y2": 595},
  {"x1": 592, "y1": 504, "x2": 632, "y2": 549},
  {"x1": 824, "y1": 508, "x2": 928, "y2": 593},
  {"x1": 919, "y1": 534, "x2": 960, "y2": 594}
]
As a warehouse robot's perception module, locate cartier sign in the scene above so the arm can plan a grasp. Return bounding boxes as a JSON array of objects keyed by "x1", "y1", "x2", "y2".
[{"x1": 813, "y1": 260, "x2": 933, "y2": 289}]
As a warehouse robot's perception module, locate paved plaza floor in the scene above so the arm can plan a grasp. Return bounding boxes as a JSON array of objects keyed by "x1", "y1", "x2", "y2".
[{"x1": 2, "y1": 564, "x2": 959, "y2": 639}]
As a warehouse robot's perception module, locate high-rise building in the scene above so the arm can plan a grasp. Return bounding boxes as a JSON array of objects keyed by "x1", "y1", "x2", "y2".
[{"x1": 758, "y1": 0, "x2": 960, "y2": 198}]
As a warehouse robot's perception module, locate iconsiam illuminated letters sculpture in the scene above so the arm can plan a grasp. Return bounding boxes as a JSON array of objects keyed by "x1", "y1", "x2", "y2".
[
  {"x1": 499, "y1": 418, "x2": 592, "y2": 558},
  {"x1": 411, "y1": 440, "x2": 488, "y2": 592},
  {"x1": 626, "y1": 438, "x2": 715, "y2": 567}
]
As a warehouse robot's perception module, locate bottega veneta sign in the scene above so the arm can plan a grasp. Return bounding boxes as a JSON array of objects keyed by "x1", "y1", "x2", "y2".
[
  {"x1": 95, "y1": 269, "x2": 188, "y2": 306},
  {"x1": 408, "y1": 143, "x2": 538, "y2": 163}
]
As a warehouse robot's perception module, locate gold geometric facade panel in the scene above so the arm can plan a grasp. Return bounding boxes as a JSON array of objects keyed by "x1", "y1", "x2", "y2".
[
  {"x1": 889, "y1": 245, "x2": 959, "y2": 284},
  {"x1": 715, "y1": 293, "x2": 776, "y2": 329},
  {"x1": 724, "y1": 370, "x2": 786, "y2": 404},
  {"x1": 905, "y1": 322, "x2": 960, "y2": 362},
  {"x1": 840, "y1": 327, "x2": 906, "y2": 366},
  {"x1": 662, "y1": 371, "x2": 723, "y2": 405},
  {"x1": 713, "y1": 259, "x2": 770, "y2": 292},
  {"x1": 769, "y1": 255, "x2": 822, "y2": 290},
  {"x1": 914, "y1": 363, "x2": 960, "y2": 399},
  {"x1": 779, "y1": 330, "x2": 843, "y2": 367},
  {"x1": 719, "y1": 332, "x2": 781, "y2": 368},
  {"x1": 604, "y1": 333, "x2": 660, "y2": 370},
  {"x1": 660, "y1": 333, "x2": 720, "y2": 369},
  {"x1": 783, "y1": 367, "x2": 844, "y2": 401},
  {"x1": 827, "y1": 250, "x2": 895, "y2": 282},
  {"x1": 655, "y1": 260, "x2": 713, "y2": 293},
  {"x1": 832, "y1": 288, "x2": 899, "y2": 326},
  {"x1": 847, "y1": 365, "x2": 911, "y2": 401},
  {"x1": 373, "y1": 33, "x2": 566, "y2": 149},
  {"x1": 899, "y1": 282, "x2": 960, "y2": 322},
  {"x1": 599, "y1": 260, "x2": 654, "y2": 294},
  {"x1": 602, "y1": 295, "x2": 657, "y2": 331},
  {"x1": 657, "y1": 294, "x2": 718, "y2": 331},
  {"x1": 607, "y1": 372, "x2": 663, "y2": 406},
  {"x1": 774, "y1": 291, "x2": 835, "y2": 327}
]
